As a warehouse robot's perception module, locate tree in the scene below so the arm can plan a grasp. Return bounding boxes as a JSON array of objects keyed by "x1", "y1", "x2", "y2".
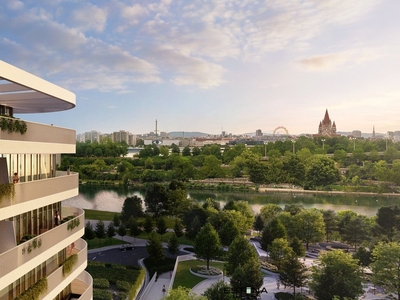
[
  {"x1": 353, "y1": 246, "x2": 371, "y2": 267},
  {"x1": 182, "y1": 146, "x2": 191, "y2": 156},
  {"x1": 201, "y1": 155, "x2": 225, "y2": 178},
  {"x1": 260, "y1": 217, "x2": 287, "y2": 251},
  {"x1": 121, "y1": 196, "x2": 144, "y2": 222},
  {"x1": 290, "y1": 236, "x2": 306, "y2": 257},
  {"x1": 376, "y1": 205, "x2": 400, "y2": 241},
  {"x1": 144, "y1": 183, "x2": 168, "y2": 218},
  {"x1": 146, "y1": 231, "x2": 165, "y2": 265},
  {"x1": 156, "y1": 216, "x2": 168, "y2": 236},
  {"x1": 95, "y1": 220, "x2": 107, "y2": 245},
  {"x1": 279, "y1": 251, "x2": 309, "y2": 296},
  {"x1": 173, "y1": 218, "x2": 184, "y2": 237},
  {"x1": 162, "y1": 286, "x2": 206, "y2": 300},
  {"x1": 260, "y1": 204, "x2": 282, "y2": 222},
  {"x1": 304, "y1": 155, "x2": 340, "y2": 189},
  {"x1": 342, "y1": 216, "x2": 369, "y2": 251},
  {"x1": 106, "y1": 221, "x2": 116, "y2": 239},
  {"x1": 194, "y1": 223, "x2": 221, "y2": 270},
  {"x1": 128, "y1": 217, "x2": 142, "y2": 242},
  {"x1": 268, "y1": 238, "x2": 293, "y2": 270},
  {"x1": 143, "y1": 215, "x2": 154, "y2": 233},
  {"x1": 294, "y1": 209, "x2": 325, "y2": 250},
  {"x1": 84, "y1": 221, "x2": 96, "y2": 241},
  {"x1": 167, "y1": 233, "x2": 180, "y2": 258},
  {"x1": 218, "y1": 219, "x2": 240, "y2": 246},
  {"x1": 203, "y1": 280, "x2": 235, "y2": 300},
  {"x1": 117, "y1": 224, "x2": 127, "y2": 241},
  {"x1": 253, "y1": 214, "x2": 265, "y2": 234},
  {"x1": 225, "y1": 236, "x2": 263, "y2": 298},
  {"x1": 371, "y1": 242, "x2": 400, "y2": 299},
  {"x1": 113, "y1": 213, "x2": 121, "y2": 227},
  {"x1": 322, "y1": 209, "x2": 338, "y2": 242},
  {"x1": 310, "y1": 250, "x2": 363, "y2": 300}
]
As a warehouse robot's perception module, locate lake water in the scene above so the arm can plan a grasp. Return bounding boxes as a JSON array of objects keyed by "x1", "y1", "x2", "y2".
[{"x1": 63, "y1": 185, "x2": 400, "y2": 217}]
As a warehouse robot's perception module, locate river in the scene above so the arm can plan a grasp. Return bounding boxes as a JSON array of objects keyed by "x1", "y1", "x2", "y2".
[{"x1": 63, "y1": 185, "x2": 400, "y2": 217}]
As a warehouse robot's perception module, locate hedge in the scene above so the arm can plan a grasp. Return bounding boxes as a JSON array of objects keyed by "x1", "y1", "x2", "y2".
[
  {"x1": 93, "y1": 288, "x2": 112, "y2": 300},
  {"x1": 93, "y1": 278, "x2": 110, "y2": 289}
]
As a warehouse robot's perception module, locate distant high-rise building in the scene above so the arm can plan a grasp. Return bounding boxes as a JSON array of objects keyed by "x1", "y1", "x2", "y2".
[
  {"x1": 372, "y1": 126, "x2": 376, "y2": 140},
  {"x1": 112, "y1": 130, "x2": 129, "y2": 144},
  {"x1": 255, "y1": 129, "x2": 263, "y2": 137},
  {"x1": 317, "y1": 109, "x2": 338, "y2": 137},
  {"x1": 352, "y1": 130, "x2": 362, "y2": 138}
]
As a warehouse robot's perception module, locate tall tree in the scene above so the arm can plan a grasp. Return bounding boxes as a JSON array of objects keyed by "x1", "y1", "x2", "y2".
[
  {"x1": 268, "y1": 238, "x2": 293, "y2": 270},
  {"x1": 121, "y1": 196, "x2": 144, "y2": 222},
  {"x1": 128, "y1": 217, "x2": 142, "y2": 242},
  {"x1": 376, "y1": 205, "x2": 400, "y2": 241},
  {"x1": 371, "y1": 242, "x2": 400, "y2": 299},
  {"x1": 144, "y1": 183, "x2": 168, "y2": 218},
  {"x1": 323, "y1": 209, "x2": 338, "y2": 242},
  {"x1": 294, "y1": 209, "x2": 325, "y2": 250},
  {"x1": 260, "y1": 217, "x2": 287, "y2": 251},
  {"x1": 95, "y1": 220, "x2": 106, "y2": 245},
  {"x1": 203, "y1": 280, "x2": 235, "y2": 300},
  {"x1": 106, "y1": 221, "x2": 116, "y2": 239},
  {"x1": 279, "y1": 251, "x2": 309, "y2": 297},
  {"x1": 146, "y1": 231, "x2": 165, "y2": 265},
  {"x1": 156, "y1": 216, "x2": 168, "y2": 236},
  {"x1": 167, "y1": 233, "x2": 180, "y2": 258},
  {"x1": 194, "y1": 223, "x2": 221, "y2": 270},
  {"x1": 173, "y1": 218, "x2": 184, "y2": 237},
  {"x1": 304, "y1": 155, "x2": 340, "y2": 189},
  {"x1": 117, "y1": 224, "x2": 127, "y2": 241},
  {"x1": 84, "y1": 221, "x2": 96, "y2": 241},
  {"x1": 253, "y1": 214, "x2": 265, "y2": 234},
  {"x1": 225, "y1": 237, "x2": 263, "y2": 298},
  {"x1": 143, "y1": 215, "x2": 154, "y2": 233},
  {"x1": 342, "y1": 216, "x2": 369, "y2": 251},
  {"x1": 310, "y1": 250, "x2": 363, "y2": 300}
]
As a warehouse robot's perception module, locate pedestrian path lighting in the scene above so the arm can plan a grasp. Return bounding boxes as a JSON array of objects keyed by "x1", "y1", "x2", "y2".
[
  {"x1": 321, "y1": 139, "x2": 325, "y2": 150},
  {"x1": 292, "y1": 140, "x2": 296, "y2": 154}
]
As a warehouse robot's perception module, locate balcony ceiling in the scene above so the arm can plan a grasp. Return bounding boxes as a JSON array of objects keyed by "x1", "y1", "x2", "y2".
[{"x1": 0, "y1": 60, "x2": 75, "y2": 113}]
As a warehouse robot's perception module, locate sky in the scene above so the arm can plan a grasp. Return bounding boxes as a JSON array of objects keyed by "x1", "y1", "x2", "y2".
[{"x1": 1, "y1": 0, "x2": 400, "y2": 136}]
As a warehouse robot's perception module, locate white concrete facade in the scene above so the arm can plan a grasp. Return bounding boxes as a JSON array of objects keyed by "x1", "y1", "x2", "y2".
[{"x1": 0, "y1": 60, "x2": 92, "y2": 300}]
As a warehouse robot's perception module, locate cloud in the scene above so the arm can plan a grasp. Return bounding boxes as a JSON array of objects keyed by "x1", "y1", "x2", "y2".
[
  {"x1": 72, "y1": 4, "x2": 108, "y2": 32},
  {"x1": 7, "y1": 0, "x2": 24, "y2": 10},
  {"x1": 299, "y1": 49, "x2": 383, "y2": 71}
]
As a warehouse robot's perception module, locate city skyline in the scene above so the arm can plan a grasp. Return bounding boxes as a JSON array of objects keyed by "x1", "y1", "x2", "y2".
[{"x1": 2, "y1": 1, "x2": 400, "y2": 135}]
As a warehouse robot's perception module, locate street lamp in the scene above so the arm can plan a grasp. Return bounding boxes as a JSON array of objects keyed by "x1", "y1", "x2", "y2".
[
  {"x1": 292, "y1": 140, "x2": 296, "y2": 154},
  {"x1": 353, "y1": 138, "x2": 356, "y2": 150},
  {"x1": 321, "y1": 139, "x2": 325, "y2": 150},
  {"x1": 264, "y1": 142, "x2": 267, "y2": 158}
]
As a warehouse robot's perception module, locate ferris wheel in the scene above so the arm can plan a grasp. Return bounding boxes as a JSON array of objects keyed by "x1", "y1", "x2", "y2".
[{"x1": 273, "y1": 126, "x2": 289, "y2": 136}]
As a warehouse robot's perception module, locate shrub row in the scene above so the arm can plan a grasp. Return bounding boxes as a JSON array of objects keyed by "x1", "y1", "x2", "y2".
[
  {"x1": 93, "y1": 288, "x2": 112, "y2": 300},
  {"x1": 93, "y1": 278, "x2": 110, "y2": 289}
]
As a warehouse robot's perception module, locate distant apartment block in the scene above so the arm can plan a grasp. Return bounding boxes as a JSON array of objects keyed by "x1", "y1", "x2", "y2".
[
  {"x1": 352, "y1": 130, "x2": 362, "y2": 138},
  {"x1": 255, "y1": 129, "x2": 263, "y2": 137},
  {"x1": 0, "y1": 61, "x2": 91, "y2": 299}
]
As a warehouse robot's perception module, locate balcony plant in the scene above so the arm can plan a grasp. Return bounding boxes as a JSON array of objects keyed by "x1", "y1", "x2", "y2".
[
  {"x1": 15, "y1": 277, "x2": 47, "y2": 300},
  {"x1": 62, "y1": 253, "x2": 78, "y2": 276},
  {"x1": 0, "y1": 183, "x2": 15, "y2": 203},
  {"x1": 0, "y1": 116, "x2": 27, "y2": 134}
]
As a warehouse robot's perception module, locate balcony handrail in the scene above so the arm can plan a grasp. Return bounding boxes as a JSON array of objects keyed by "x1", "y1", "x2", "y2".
[{"x1": 0, "y1": 206, "x2": 84, "y2": 279}]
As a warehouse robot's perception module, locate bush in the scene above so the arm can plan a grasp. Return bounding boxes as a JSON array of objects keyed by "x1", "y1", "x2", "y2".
[
  {"x1": 93, "y1": 278, "x2": 110, "y2": 289},
  {"x1": 116, "y1": 280, "x2": 131, "y2": 292},
  {"x1": 93, "y1": 288, "x2": 112, "y2": 300}
]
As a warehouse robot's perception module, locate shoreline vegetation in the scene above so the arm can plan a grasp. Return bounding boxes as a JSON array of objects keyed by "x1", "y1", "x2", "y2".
[{"x1": 79, "y1": 178, "x2": 400, "y2": 197}]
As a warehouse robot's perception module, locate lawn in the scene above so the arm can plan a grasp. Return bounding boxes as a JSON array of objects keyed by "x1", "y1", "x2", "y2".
[
  {"x1": 173, "y1": 259, "x2": 225, "y2": 289},
  {"x1": 87, "y1": 237, "x2": 126, "y2": 250},
  {"x1": 84, "y1": 209, "x2": 120, "y2": 221}
]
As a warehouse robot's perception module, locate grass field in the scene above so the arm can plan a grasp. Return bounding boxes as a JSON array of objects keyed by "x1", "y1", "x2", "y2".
[
  {"x1": 173, "y1": 259, "x2": 225, "y2": 289},
  {"x1": 84, "y1": 209, "x2": 120, "y2": 221},
  {"x1": 86, "y1": 237, "x2": 126, "y2": 250}
]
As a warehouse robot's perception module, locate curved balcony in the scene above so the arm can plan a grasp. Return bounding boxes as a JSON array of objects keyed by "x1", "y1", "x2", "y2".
[
  {"x1": 0, "y1": 172, "x2": 79, "y2": 220},
  {"x1": 0, "y1": 207, "x2": 85, "y2": 291},
  {"x1": 0, "y1": 118, "x2": 75, "y2": 154},
  {"x1": 41, "y1": 239, "x2": 89, "y2": 300}
]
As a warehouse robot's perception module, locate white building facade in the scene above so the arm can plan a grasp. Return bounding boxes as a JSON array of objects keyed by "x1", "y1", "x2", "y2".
[{"x1": 0, "y1": 61, "x2": 92, "y2": 300}]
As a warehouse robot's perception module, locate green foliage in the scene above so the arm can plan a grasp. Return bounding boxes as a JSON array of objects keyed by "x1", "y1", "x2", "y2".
[
  {"x1": 310, "y1": 250, "x2": 363, "y2": 300},
  {"x1": 162, "y1": 286, "x2": 206, "y2": 300},
  {"x1": 279, "y1": 251, "x2": 309, "y2": 296},
  {"x1": 121, "y1": 196, "x2": 144, "y2": 222},
  {"x1": 62, "y1": 254, "x2": 78, "y2": 276},
  {"x1": 116, "y1": 280, "x2": 131, "y2": 292},
  {"x1": 93, "y1": 278, "x2": 110, "y2": 289},
  {"x1": 15, "y1": 277, "x2": 47, "y2": 300},
  {"x1": 203, "y1": 280, "x2": 235, "y2": 300},
  {"x1": 194, "y1": 223, "x2": 221, "y2": 270},
  {"x1": 129, "y1": 268, "x2": 146, "y2": 300},
  {"x1": 260, "y1": 217, "x2": 287, "y2": 251},
  {"x1": 67, "y1": 217, "x2": 80, "y2": 230},
  {"x1": 156, "y1": 216, "x2": 168, "y2": 235},
  {"x1": 0, "y1": 183, "x2": 15, "y2": 202},
  {"x1": 371, "y1": 241, "x2": 400, "y2": 297},
  {"x1": 93, "y1": 289, "x2": 112, "y2": 300},
  {"x1": 167, "y1": 233, "x2": 180, "y2": 257},
  {"x1": 146, "y1": 231, "x2": 166, "y2": 265},
  {"x1": 0, "y1": 117, "x2": 28, "y2": 134}
]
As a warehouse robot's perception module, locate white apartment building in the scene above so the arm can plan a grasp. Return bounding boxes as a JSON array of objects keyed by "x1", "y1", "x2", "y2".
[{"x1": 0, "y1": 61, "x2": 92, "y2": 300}]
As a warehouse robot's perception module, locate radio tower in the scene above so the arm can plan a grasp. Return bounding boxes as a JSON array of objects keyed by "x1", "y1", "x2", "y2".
[{"x1": 155, "y1": 119, "x2": 158, "y2": 137}]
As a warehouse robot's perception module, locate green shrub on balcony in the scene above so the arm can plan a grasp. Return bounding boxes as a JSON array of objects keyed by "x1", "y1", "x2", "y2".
[
  {"x1": 0, "y1": 183, "x2": 15, "y2": 202},
  {"x1": 0, "y1": 117, "x2": 27, "y2": 134},
  {"x1": 67, "y1": 217, "x2": 80, "y2": 230},
  {"x1": 15, "y1": 277, "x2": 47, "y2": 300},
  {"x1": 62, "y1": 254, "x2": 78, "y2": 276}
]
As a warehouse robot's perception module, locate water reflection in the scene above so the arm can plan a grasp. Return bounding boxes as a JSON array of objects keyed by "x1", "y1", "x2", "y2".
[{"x1": 63, "y1": 185, "x2": 400, "y2": 217}]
